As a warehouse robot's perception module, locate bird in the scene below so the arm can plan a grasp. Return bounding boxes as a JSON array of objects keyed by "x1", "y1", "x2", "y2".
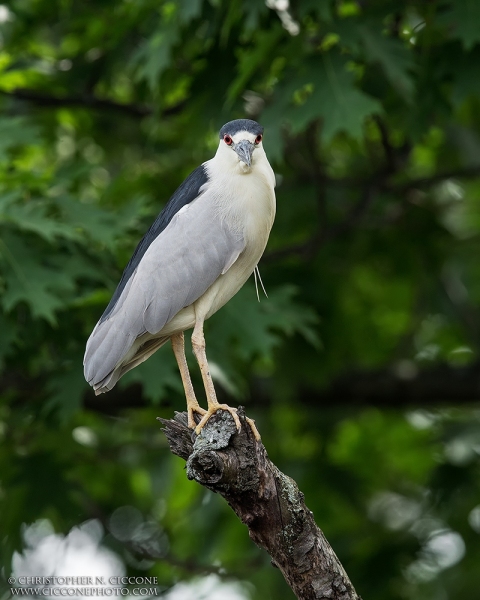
[{"x1": 84, "y1": 119, "x2": 276, "y2": 438}]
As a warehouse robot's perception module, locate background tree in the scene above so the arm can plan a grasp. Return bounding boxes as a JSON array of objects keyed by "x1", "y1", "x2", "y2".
[{"x1": 1, "y1": 1, "x2": 480, "y2": 598}]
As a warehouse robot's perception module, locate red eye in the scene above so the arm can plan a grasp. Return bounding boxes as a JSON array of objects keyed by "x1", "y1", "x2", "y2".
[
  {"x1": 224, "y1": 134, "x2": 233, "y2": 145},
  {"x1": 255, "y1": 134, "x2": 263, "y2": 144}
]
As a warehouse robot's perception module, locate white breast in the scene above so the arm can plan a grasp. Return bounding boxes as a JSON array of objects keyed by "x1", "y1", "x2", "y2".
[
  {"x1": 195, "y1": 149, "x2": 276, "y2": 318},
  {"x1": 206, "y1": 148, "x2": 276, "y2": 244}
]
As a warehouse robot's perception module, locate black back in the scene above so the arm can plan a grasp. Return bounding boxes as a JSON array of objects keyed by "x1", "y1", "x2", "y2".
[{"x1": 100, "y1": 164, "x2": 209, "y2": 322}]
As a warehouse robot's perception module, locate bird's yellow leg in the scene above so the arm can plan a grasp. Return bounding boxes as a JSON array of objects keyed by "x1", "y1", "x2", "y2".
[
  {"x1": 245, "y1": 417, "x2": 261, "y2": 441},
  {"x1": 191, "y1": 319, "x2": 242, "y2": 435},
  {"x1": 171, "y1": 332, "x2": 206, "y2": 429}
]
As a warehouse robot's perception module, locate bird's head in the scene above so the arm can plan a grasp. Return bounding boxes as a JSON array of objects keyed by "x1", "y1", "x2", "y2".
[{"x1": 217, "y1": 119, "x2": 265, "y2": 173}]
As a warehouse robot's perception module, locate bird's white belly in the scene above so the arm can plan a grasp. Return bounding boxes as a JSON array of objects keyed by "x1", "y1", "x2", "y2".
[
  {"x1": 201, "y1": 247, "x2": 263, "y2": 318},
  {"x1": 158, "y1": 305, "x2": 196, "y2": 337}
]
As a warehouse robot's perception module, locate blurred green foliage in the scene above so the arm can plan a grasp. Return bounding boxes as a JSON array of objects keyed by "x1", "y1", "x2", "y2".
[{"x1": 1, "y1": 1, "x2": 480, "y2": 598}]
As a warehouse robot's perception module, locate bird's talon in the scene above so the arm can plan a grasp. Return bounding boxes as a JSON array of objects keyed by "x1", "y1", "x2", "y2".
[
  {"x1": 187, "y1": 404, "x2": 207, "y2": 429},
  {"x1": 246, "y1": 417, "x2": 261, "y2": 441},
  {"x1": 194, "y1": 404, "x2": 242, "y2": 435}
]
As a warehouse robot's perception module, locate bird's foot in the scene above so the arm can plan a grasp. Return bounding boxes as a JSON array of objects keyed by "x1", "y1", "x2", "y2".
[
  {"x1": 187, "y1": 402, "x2": 207, "y2": 430},
  {"x1": 245, "y1": 416, "x2": 261, "y2": 441},
  {"x1": 194, "y1": 403, "x2": 241, "y2": 435},
  {"x1": 194, "y1": 405, "x2": 261, "y2": 441}
]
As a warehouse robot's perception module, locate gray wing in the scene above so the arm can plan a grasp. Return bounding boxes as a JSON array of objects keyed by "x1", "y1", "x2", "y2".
[{"x1": 84, "y1": 192, "x2": 244, "y2": 391}]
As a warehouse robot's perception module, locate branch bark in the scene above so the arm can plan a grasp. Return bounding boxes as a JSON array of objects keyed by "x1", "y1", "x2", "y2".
[{"x1": 158, "y1": 409, "x2": 361, "y2": 600}]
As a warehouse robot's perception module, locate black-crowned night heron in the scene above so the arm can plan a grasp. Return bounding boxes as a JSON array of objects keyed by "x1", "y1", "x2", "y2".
[{"x1": 84, "y1": 119, "x2": 276, "y2": 438}]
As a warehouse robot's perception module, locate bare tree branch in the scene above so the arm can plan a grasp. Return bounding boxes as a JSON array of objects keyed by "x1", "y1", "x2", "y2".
[
  {"x1": 76, "y1": 361, "x2": 480, "y2": 415},
  {"x1": 289, "y1": 363, "x2": 480, "y2": 411},
  {"x1": 388, "y1": 165, "x2": 480, "y2": 192},
  {"x1": 373, "y1": 115, "x2": 397, "y2": 175},
  {"x1": 266, "y1": 161, "x2": 480, "y2": 264},
  {"x1": 264, "y1": 182, "x2": 376, "y2": 263},
  {"x1": 0, "y1": 88, "x2": 185, "y2": 118},
  {"x1": 158, "y1": 409, "x2": 361, "y2": 600}
]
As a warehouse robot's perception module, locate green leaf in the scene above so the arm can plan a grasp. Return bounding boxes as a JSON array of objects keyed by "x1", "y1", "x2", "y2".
[
  {"x1": 45, "y1": 357, "x2": 89, "y2": 421},
  {"x1": 298, "y1": 0, "x2": 332, "y2": 21},
  {"x1": 132, "y1": 27, "x2": 180, "y2": 90},
  {"x1": 0, "y1": 232, "x2": 76, "y2": 323},
  {"x1": 226, "y1": 26, "x2": 284, "y2": 105},
  {"x1": 131, "y1": 0, "x2": 205, "y2": 92},
  {"x1": 209, "y1": 283, "x2": 320, "y2": 365},
  {"x1": 0, "y1": 312, "x2": 18, "y2": 367},
  {"x1": 358, "y1": 25, "x2": 414, "y2": 101},
  {"x1": 55, "y1": 195, "x2": 119, "y2": 248},
  {"x1": 437, "y1": 0, "x2": 480, "y2": 50},
  {"x1": 451, "y1": 46, "x2": 480, "y2": 106},
  {"x1": 177, "y1": 0, "x2": 203, "y2": 23},
  {"x1": 262, "y1": 51, "x2": 381, "y2": 146},
  {"x1": 0, "y1": 198, "x2": 80, "y2": 243},
  {"x1": 0, "y1": 117, "x2": 40, "y2": 161},
  {"x1": 242, "y1": 0, "x2": 269, "y2": 30},
  {"x1": 120, "y1": 344, "x2": 182, "y2": 403}
]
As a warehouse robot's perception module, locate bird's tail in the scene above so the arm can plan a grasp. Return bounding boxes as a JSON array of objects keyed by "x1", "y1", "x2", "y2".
[
  {"x1": 109, "y1": 335, "x2": 170, "y2": 393},
  {"x1": 84, "y1": 319, "x2": 169, "y2": 394}
]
